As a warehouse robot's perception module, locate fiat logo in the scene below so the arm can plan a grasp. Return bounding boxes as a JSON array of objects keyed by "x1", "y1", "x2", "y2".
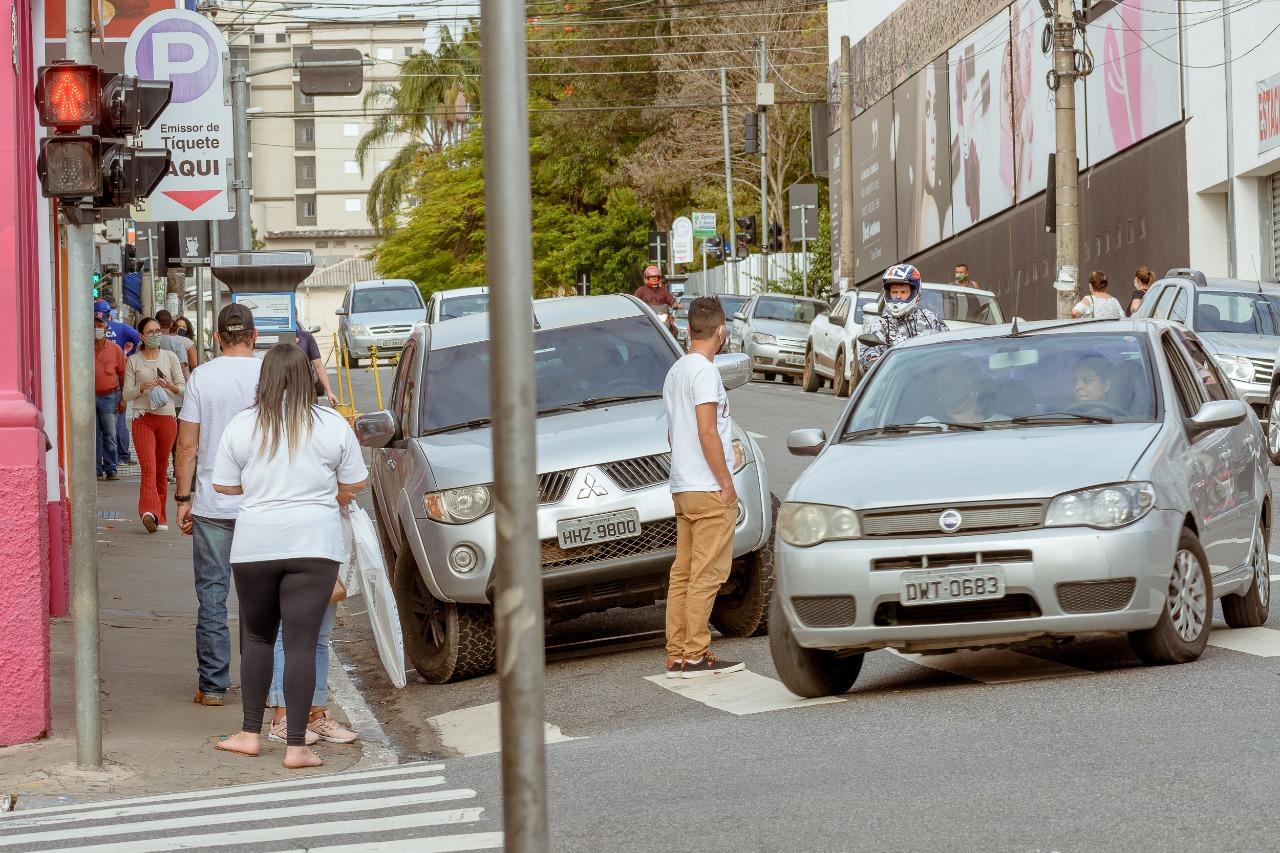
[{"x1": 938, "y1": 509, "x2": 963, "y2": 533}]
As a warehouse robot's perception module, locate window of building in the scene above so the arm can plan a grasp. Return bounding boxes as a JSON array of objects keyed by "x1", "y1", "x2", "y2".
[
  {"x1": 344, "y1": 161, "x2": 359, "y2": 175},
  {"x1": 404, "y1": 46, "x2": 416, "y2": 57},
  {"x1": 315, "y1": 240, "x2": 329, "y2": 249},
  {"x1": 296, "y1": 157, "x2": 316, "y2": 188},
  {"x1": 296, "y1": 120, "x2": 316, "y2": 150},
  {"x1": 252, "y1": 33, "x2": 265, "y2": 44},
  {"x1": 378, "y1": 160, "x2": 389, "y2": 172},
  {"x1": 343, "y1": 123, "x2": 360, "y2": 137},
  {"x1": 334, "y1": 240, "x2": 347, "y2": 247},
  {"x1": 297, "y1": 195, "x2": 317, "y2": 226},
  {"x1": 275, "y1": 33, "x2": 287, "y2": 43},
  {"x1": 344, "y1": 198, "x2": 363, "y2": 212},
  {"x1": 376, "y1": 47, "x2": 393, "y2": 60}
]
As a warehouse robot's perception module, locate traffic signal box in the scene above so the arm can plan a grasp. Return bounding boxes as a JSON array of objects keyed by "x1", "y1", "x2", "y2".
[{"x1": 36, "y1": 61, "x2": 173, "y2": 208}]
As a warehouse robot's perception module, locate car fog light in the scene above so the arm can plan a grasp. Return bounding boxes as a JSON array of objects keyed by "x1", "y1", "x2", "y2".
[{"x1": 450, "y1": 544, "x2": 479, "y2": 573}]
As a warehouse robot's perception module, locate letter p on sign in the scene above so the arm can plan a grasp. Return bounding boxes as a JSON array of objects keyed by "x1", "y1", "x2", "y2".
[{"x1": 153, "y1": 33, "x2": 209, "y2": 82}]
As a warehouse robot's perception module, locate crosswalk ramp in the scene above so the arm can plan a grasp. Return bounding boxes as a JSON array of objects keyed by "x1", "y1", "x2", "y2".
[{"x1": 0, "y1": 761, "x2": 502, "y2": 852}]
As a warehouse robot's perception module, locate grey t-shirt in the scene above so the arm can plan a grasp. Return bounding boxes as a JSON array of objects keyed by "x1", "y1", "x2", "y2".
[{"x1": 160, "y1": 334, "x2": 194, "y2": 406}]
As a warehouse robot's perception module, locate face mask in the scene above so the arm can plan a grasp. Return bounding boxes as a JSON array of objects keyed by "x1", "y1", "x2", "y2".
[
  {"x1": 955, "y1": 272, "x2": 968, "y2": 283},
  {"x1": 145, "y1": 333, "x2": 162, "y2": 349},
  {"x1": 94, "y1": 327, "x2": 106, "y2": 340}
]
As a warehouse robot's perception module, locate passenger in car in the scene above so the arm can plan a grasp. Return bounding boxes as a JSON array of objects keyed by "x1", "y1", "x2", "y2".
[{"x1": 1073, "y1": 355, "x2": 1114, "y2": 404}]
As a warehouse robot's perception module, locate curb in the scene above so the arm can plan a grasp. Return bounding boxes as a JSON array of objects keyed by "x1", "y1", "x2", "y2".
[{"x1": 327, "y1": 649, "x2": 399, "y2": 771}]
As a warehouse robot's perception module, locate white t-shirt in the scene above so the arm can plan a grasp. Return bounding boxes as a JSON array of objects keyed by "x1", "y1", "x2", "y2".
[
  {"x1": 1073, "y1": 293, "x2": 1125, "y2": 320},
  {"x1": 212, "y1": 406, "x2": 369, "y2": 564},
  {"x1": 663, "y1": 353, "x2": 733, "y2": 494},
  {"x1": 179, "y1": 356, "x2": 263, "y2": 519}
]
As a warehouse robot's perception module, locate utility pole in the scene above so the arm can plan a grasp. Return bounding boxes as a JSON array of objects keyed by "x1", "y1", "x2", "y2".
[
  {"x1": 839, "y1": 36, "x2": 855, "y2": 293},
  {"x1": 757, "y1": 37, "x2": 769, "y2": 294},
  {"x1": 481, "y1": 0, "x2": 550, "y2": 847},
  {"x1": 720, "y1": 69, "x2": 739, "y2": 295},
  {"x1": 1222, "y1": 0, "x2": 1237, "y2": 277},
  {"x1": 1052, "y1": 0, "x2": 1083, "y2": 319}
]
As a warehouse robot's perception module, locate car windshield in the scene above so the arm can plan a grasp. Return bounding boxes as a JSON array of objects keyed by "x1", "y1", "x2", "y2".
[
  {"x1": 1194, "y1": 291, "x2": 1280, "y2": 336},
  {"x1": 353, "y1": 286, "x2": 423, "y2": 314},
  {"x1": 674, "y1": 297, "x2": 694, "y2": 319},
  {"x1": 751, "y1": 296, "x2": 826, "y2": 323},
  {"x1": 844, "y1": 332, "x2": 1158, "y2": 437},
  {"x1": 440, "y1": 293, "x2": 489, "y2": 321},
  {"x1": 420, "y1": 315, "x2": 676, "y2": 433},
  {"x1": 719, "y1": 296, "x2": 748, "y2": 317},
  {"x1": 920, "y1": 289, "x2": 1004, "y2": 325}
]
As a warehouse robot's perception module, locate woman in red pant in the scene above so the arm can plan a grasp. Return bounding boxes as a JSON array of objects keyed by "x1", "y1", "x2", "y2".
[{"x1": 124, "y1": 317, "x2": 186, "y2": 533}]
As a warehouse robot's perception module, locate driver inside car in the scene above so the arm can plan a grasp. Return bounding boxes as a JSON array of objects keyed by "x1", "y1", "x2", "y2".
[{"x1": 1073, "y1": 355, "x2": 1114, "y2": 405}]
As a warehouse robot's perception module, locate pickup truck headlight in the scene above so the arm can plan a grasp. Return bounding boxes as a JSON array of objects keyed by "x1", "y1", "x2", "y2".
[
  {"x1": 732, "y1": 438, "x2": 748, "y2": 473},
  {"x1": 349, "y1": 323, "x2": 370, "y2": 337},
  {"x1": 750, "y1": 332, "x2": 777, "y2": 346},
  {"x1": 778, "y1": 502, "x2": 861, "y2": 547},
  {"x1": 425, "y1": 484, "x2": 493, "y2": 524},
  {"x1": 1212, "y1": 354, "x2": 1254, "y2": 383},
  {"x1": 1045, "y1": 482, "x2": 1155, "y2": 529}
]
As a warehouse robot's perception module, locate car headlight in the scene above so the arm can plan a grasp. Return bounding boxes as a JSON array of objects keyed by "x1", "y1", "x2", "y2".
[
  {"x1": 349, "y1": 323, "x2": 370, "y2": 337},
  {"x1": 732, "y1": 438, "x2": 748, "y2": 473},
  {"x1": 778, "y1": 502, "x2": 861, "y2": 547},
  {"x1": 1212, "y1": 354, "x2": 1254, "y2": 383},
  {"x1": 750, "y1": 332, "x2": 777, "y2": 346},
  {"x1": 424, "y1": 484, "x2": 493, "y2": 524},
  {"x1": 1045, "y1": 482, "x2": 1155, "y2": 530}
]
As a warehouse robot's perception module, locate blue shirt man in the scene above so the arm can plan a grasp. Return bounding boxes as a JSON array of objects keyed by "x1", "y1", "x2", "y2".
[{"x1": 95, "y1": 298, "x2": 141, "y2": 463}]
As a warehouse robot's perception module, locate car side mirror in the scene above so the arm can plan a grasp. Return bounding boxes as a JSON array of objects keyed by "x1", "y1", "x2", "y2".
[
  {"x1": 733, "y1": 312, "x2": 747, "y2": 322},
  {"x1": 714, "y1": 352, "x2": 751, "y2": 391},
  {"x1": 862, "y1": 302, "x2": 880, "y2": 317},
  {"x1": 829, "y1": 314, "x2": 847, "y2": 327},
  {"x1": 335, "y1": 308, "x2": 347, "y2": 316},
  {"x1": 857, "y1": 333, "x2": 885, "y2": 348},
  {"x1": 307, "y1": 325, "x2": 321, "y2": 334},
  {"x1": 1188, "y1": 399, "x2": 1248, "y2": 436},
  {"x1": 787, "y1": 428, "x2": 827, "y2": 457},
  {"x1": 354, "y1": 410, "x2": 398, "y2": 448}
]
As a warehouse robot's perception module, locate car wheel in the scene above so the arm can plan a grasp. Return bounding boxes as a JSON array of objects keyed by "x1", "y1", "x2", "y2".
[
  {"x1": 343, "y1": 345, "x2": 360, "y2": 369},
  {"x1": 832, "y1": 351, "x2": 851, "y2": 398},
  {"x1": 768, "y1": 595, "x2": 863, "y2": 698},
  {"x1": 392, "y1": 548, "x2": 496, "y2": 683},
  {"x1": 1129, "y1": 529, "x2": 1212, "y2": 665},
  {"x1": 1267, "y1": 387, "x2": 1280, "y2": 465},
  {"x1": 1223, "y1": 518, "x2": 1270, "y2": 628},
  {"x1": 711, "y1": 495, "x2": 778, "y2": 638},
  {"x1": 801, "y1": 351, "x2": 821, "y2": 393}
]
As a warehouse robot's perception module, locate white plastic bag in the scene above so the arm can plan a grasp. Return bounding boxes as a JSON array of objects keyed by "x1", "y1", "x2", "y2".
[
  {"x1": 348, "y1": 505, "x2": 406, "y2": 689},
  {"x1": 335, "y1": 510, "x2": 361, "y2": 599}
]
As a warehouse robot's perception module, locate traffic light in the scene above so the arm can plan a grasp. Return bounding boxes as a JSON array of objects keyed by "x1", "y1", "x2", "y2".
[
  {"x1": 736, "y1": 215, "x2": 757, "y2": 246},
  {"x1": 767, "y1": 222, "x2": 783, "y2": 252},
  {"x1": 705, "y1": 235, "x2": 724, "y2": 260},
  {"x1": 743, "y1": 112, "x2": 758, "y2": 155}
]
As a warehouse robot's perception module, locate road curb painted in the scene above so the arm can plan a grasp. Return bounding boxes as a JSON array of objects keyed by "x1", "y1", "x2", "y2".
[{"x1": 328, "y1": 651, "x2": 399, "y2": 771}]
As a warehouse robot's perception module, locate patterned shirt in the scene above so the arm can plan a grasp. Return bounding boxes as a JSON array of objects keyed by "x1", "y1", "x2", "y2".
[{"x1": 858, "y1": 307, "x2": 949, "y2": 369}]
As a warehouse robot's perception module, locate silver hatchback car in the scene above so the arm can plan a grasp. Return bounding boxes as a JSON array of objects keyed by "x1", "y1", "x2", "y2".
[
  {"x1": 356, "y1": 295, "x2": 776, "y2": 683},
  {"x1": 771, "y1": 318, "x2": 1271, "y2": 698}
]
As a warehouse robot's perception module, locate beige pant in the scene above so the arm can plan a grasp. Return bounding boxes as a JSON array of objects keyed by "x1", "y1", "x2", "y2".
[{"x1": 665, "y1": 491, "x2": 735, "y2": 660}]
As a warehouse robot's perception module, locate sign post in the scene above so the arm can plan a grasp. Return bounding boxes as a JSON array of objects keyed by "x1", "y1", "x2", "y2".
[
  {"x1": 789, "y1": 183, "x2": 819, "y2": 298},
  {"x1": 671, "y1": 216, "x2": 694, "y2": 266}
]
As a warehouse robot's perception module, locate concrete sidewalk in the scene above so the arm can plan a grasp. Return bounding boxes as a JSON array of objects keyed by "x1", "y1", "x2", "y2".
[{"x1": 0, "y1": 474, "x2": 383, "y2": 809}]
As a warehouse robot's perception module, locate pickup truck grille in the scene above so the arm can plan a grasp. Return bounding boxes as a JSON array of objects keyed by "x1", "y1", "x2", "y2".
[
  {"x1": 538, "y1": 469, "x2": 576, "y2": 504},
  {"x1": 600, "y1": 453, "x2": 671, "y2": 491},
  {"x1": 539, "y1": 518, "x2": 677, "y2": 570},
  {"x1": 1247, "y1": 356, "x2": 1274, "y2": 386}
]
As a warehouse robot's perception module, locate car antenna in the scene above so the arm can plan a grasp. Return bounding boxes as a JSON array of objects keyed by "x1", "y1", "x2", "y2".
[
  {"x1": 1010, "y1": 315, "x2": 1022, "y2": 336},
  {"x1": 1252, "y1": 255, "x2": 1263, "y2": 294}
]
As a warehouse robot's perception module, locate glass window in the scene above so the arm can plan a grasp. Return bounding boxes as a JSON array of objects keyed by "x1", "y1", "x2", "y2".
[
  {"x1": 1169, "y1": 289, "x2": 1189, "y2": 324},
  {"x1": 394, "y1": 340, "x2": 416, "y2": 434},
  {"x1": 343, "y1": 123, "x2": 360, "y2": 137},
  {"x1": 344, "y1": 161, "x2": 359, "y2": 174},
  {"x1": 1149, "y1": 286, "x2": 1175, "y2": 319},
  {"x1": 1162, "y1": 334, "x2": 1204, "y2": 417},
  {"x1": 344, "y1": 198, "x2": 362, "y2": 212},
  {"x1": 376, "y1": 47, "x2": 393, "y2": 60},
  {"x1": 751, "y1": 296, "x2": 827, "y2": 323},
  {"x1": 439, "y1": 293, "x2": 489, "y2": 321},
  {"x1": 853, "y1": 290, "x2": 878, "y2": 323},
  {"x1": 918, "y1": 289, "x2": 1004, "y2": 325},
  {"x1": 352, "y1": 286, "x2": 423, "y2": 313},
  {"x1": 718, "y1": 295, "x2": 748, "y2": 319},
  {"x1": 1176, "y1": 332, "x2": 1232, "y2": 402},
  {"x1": 831, "y1": 295, "x2": 850, "y2": 322},
  {"x1": 1194, "y1": 291, "x2": 1280, "y2": 335}
]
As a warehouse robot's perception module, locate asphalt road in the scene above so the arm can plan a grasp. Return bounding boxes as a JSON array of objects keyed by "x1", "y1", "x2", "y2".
[{"x1": 334, "y1": 365, "x2": 1280, "y2": 852}]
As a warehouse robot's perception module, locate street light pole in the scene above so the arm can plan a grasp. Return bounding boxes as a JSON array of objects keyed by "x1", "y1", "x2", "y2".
[
  {"x1": 720, "y1": 69, "x2": 739, "y2": 295},
  {"x1": 758, "y1": 37, "x2": 769, "y2": 294},
  {"x1": 480, "y1": 0, "x2": 550, "y2": 847},
  {"x1": 1052, "y1": 0, "x2": 1082, "y2": 319},
  {"x1": 838, "y1": 36, "x2": 855, "y2": 292}
]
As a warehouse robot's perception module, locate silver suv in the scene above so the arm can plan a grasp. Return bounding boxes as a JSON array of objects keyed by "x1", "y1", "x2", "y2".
[
  {"x1": 336, "y1": 279, "x2": 426, "y2": 366},
  {"x1": 356, "y1": 294, "x2": 777, "y2": 683}
]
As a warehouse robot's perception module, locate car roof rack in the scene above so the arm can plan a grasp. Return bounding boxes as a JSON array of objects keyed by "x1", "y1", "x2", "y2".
[{"x1": 1164, "y1": 268, "x2": 1208, "y2": 287}]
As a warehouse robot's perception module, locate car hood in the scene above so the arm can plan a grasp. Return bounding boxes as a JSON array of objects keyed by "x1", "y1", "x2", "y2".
[
  {"x1": 791, "y1": 423, "x2": 1160, "y2": 509},
  {"x1": 1196, "y1": 332, "x2": 1279, "y2": 361},
  {"x1": 751, "y1": 319, "x2": 811, "y2": 340},
  {"x1": 415, "y1": 400, "x2": 675, "y2": 489},
  {"x1": 350, "y1": 308, "x2": 426, "y2": 328}
]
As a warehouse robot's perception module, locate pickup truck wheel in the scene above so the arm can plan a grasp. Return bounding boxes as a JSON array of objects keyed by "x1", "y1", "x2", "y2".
[
  {"x1": 393, "y1": 550, "x2": 496, "y2": 683},
  {"x1": 801, "y1": 350, "x2": 821, "y2": 392},
  {"x1": 768, "y1": 598, "x2": 863, "y2": 698},
  {"x1": 832, "y1": 351, "x2": 851, "y2": 398},
  {"x1": 1223, "y1": 518, "x2": 1270, "y2": 628},
  {"x1": 1129, "y1": 529, "x2": 1212, "y2": 665},
  {"x1": 710, "y1": 495, "x2": 778, "y2": 638}
]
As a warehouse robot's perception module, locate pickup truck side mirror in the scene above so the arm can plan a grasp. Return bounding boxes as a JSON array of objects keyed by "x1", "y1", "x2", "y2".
[
  {"x1": 862, "y1": 302, "x2": 880, "y2": 317},
  {"x1": 354, "y1": 410, "x2": 398, "y2": 448},
  {"x1": 335, "y1": 308, "x2": 347, "y2": 316},
  {"x1": 857, "y1": 333, "x2": 885, "y2": 348}
]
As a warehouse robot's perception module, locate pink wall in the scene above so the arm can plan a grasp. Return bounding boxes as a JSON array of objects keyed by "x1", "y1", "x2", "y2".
[{"x1": 0, "y1": 0, "x2": 52, "y2": 745}]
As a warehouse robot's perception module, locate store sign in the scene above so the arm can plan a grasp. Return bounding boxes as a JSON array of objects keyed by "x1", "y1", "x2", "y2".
[
  {"x1": 671, "y1": 217, "x2": 694, "y2": 264},
  {"x1": 691, "y1": 212, "x2": 717, "y2": 239},
  {"x1": 1259, "y1": 72, "x2": 1280, "y2": 155}
]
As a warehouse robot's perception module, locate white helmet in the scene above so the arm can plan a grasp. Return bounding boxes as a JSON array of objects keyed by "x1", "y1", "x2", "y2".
[{"x1": 882, "y1": 263, "x2": 922, "y2": 319}]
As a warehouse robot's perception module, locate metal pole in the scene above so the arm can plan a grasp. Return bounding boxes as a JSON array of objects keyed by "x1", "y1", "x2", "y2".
[
  {"x1": 231, "y1": 64, "x2": 254, "y2": 251},
  {"x1": 480, "y1": 0, "x2": 549, "y2": 846},
  {"x1": 210, "y1": 228, "x2": 221, "y2": 357},
  {"x1": 800, "y1": 207, "x2": 810, "y2": 298},
  {"x1": 720, "y1": 69, "x2": 738, "y2": 295},
  {"x1": 758, "y1": 37, "x2": 769, "y2": 294},
  {"x1": 1222, "y1": 0, "x2": 1237, "y2": 277},
  {"x1": 1052, "y1": 0, "x2": 1081, "y2": 319},
  {"x1": 65, "y1": 0, "x2": 102, "y2": 770},
  {"x1": 193, "y1": 269, "x2": 205, "y2": 365},
  {"x1": 838, "y1": 37, "x2": 855, "y2": 292}
]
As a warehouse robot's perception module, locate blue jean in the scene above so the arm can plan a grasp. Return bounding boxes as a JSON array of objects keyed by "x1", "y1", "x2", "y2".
[
  {"x1": 95, "y1": 391, "x2": 119, "y2": 476},
  {"x1": 267, "y1": 603, "x2": 337, "y2": 708},
  {"x1": 192, "y1": 516, "x2": 236, "y2": 695},
  {"x1": 117, "y1": 407, "x2": 131, "y2": 462}
]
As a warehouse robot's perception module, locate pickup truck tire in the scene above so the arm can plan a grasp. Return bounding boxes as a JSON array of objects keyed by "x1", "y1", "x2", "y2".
[
  {"x1": 711, "y1": 495, "x2": 778, "y2": 638},
  {"x1": 394, "y1": 549, "x2": 496, "y2": 683},
  {"x1": 1129, "y1": 529, "x2": 1211, "y2": 666},
  {"x1": 832, "y1": 351, "x2": 852, "y2": 398},
  {"x1": 769, "y1": 598, "x2": 863, "y2": 698},
  {"x1": 801, "y1": 350, "x2": 822, "y2": 392}
]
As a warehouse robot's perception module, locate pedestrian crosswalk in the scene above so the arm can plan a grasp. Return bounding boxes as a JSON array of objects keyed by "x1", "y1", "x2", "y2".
[{"x1": 0, "y1": 761, "x2": 502, "y2": 852}]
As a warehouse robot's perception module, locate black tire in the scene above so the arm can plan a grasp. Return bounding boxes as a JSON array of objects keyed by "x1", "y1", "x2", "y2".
[
  {"x1": 1267, "y1": 386, "x2": 1280, "y2": 465},
  {"x1": 392, "y1": 548, "x2": 496, "y2": 683},
  {"x1": 1223, "y1": 518, "x2": 1270, "y2": 628},
  {"x1": 1129, "y1": 529, "x2": 1212, "y2": 665},
  {"x1": 768, "y1": 597, "x2": 863, "y2": 698},
  {"x1": 711, "y1": 495, "x2": 779, "y2": 638},
  {"x1": 801, "y1": 350, "x2": 821, "y2": 393},
  {"x1": 832, "y1": 350, "x2": 851, "y2": 398}
]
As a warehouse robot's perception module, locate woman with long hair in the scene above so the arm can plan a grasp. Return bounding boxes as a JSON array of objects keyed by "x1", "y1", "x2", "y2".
[
  {"x1": 123, "y1": 316, "x2": 185, "y2": 532},
  {"x1": 173, "y1": 316, "x2": 195, "y2": 340},
  {"x1": 211, "y1": 344, "x2": 367, "y2": 768}
]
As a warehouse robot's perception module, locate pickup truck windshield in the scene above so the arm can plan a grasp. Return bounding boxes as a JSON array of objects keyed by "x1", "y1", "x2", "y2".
[{"x1": 440, "y1": 294, "x2": 489, "y2": 321}]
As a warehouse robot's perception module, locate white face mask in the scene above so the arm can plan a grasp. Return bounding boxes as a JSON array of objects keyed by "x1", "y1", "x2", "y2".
[{"x1": 94, "y1": 327, "x2": 106, "y2": 341}]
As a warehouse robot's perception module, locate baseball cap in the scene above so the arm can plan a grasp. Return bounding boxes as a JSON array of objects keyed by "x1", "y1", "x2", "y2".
[
  {"x1": 94, "y1": 299, "x2": 111, "y2": 319},
  {"x1": 218, "y1": 303, "x2": 255, "y2": 334}
]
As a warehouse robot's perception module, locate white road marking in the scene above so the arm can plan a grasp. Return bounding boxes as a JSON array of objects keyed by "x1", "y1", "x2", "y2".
[
  {"x1": 891, "y1": 649, "x2": 1089, "y2": 684},
  {"x1": 644, "y1": 670, "x2": 845, "y2": 714},
  {"x1": 299, "y1": 833, "x2": 505, "y2": 853},
  {"x1": 428, "y1": 702, "x2": 583, "y2": 757},
  {"x1": 1208, "y1": 627, "x2": 1280, "y2": 657}
]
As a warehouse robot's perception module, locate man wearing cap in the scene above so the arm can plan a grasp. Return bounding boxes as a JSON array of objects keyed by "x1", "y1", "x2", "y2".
[
  {"x1": 96, "y1": 298, "x2": 142, "y2": 465},
  {"x1": 174, "y1": 304, "x2": 263, "y2": 706},
  {"x1": 634, "y1": 264, "x2": 678, "y2": 333}
]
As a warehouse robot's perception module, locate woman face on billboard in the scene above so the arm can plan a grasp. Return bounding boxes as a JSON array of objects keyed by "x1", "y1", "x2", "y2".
[{"x1": 923, "y1": 69, "x2": 938, "y2": 189}]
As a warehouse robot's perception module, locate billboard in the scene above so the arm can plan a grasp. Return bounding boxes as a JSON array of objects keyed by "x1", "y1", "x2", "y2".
[
  {"x1": 949, "y1": 9, "x2": 1015, "y2": 232},
  {"x1": 895, "y1": 57, "x2": 953, "y2": 257},
  {"x1": 851, "y1": 97, "x2": 897, "y2": 282},
  {"x1": 46, "y1": 0, "x2": 179, "y2": 41}
]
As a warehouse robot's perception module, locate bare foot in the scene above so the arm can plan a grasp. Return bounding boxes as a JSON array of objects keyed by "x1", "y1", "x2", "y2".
[
  {"x1": 283, "y1": 746, "x2": 323, "y2": 769},
  {"x1": 215, "y1": 731, "x2": 260, "y2": 757}
]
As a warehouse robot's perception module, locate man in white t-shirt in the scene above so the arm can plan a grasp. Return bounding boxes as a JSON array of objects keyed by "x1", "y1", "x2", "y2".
[
  {"x1": 662, "y1": 296, "x2": 745, "y2": 679},
  {"x1": 174, "y1": 304, "x2": 264, "y2": 706}
]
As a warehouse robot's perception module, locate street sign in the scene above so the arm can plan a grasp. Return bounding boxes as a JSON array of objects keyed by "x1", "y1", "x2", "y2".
[
  {"x1": 671, "y1": 216, "x2": 694, "y2": 265},
  {"x1": 647, "y1": 231, "x2": 668, "y2": 267},
  {"x1": 168, "y1": 220, "x2": 209, "y2": 266},
  {"x1": 298, "y1": 48, "x2": 365, "y2": 96},
  {"x1": 789, "y1": 183, "x2": 819, "y2": 243},
  {"x1": 692, "y1": 212, "x2": 717, "y2": 239},
  {"x1": 125, "y1": 9, "x2": 234, "y2": 222},
  {"x1": 575, "y1": 267, "x2": 590, "y2": 296}
]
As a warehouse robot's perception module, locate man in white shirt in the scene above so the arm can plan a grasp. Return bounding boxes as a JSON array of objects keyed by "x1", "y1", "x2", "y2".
[
  {"x1": 662, "y1": 296, "x2": 745, "y2": 679},
  {"x1": 174, "y1": 304, "x2": 263, "y2": 706}
]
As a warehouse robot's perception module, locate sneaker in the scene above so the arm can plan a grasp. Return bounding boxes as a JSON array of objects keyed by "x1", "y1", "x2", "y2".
[
  {"x1": 680, "y1": 652, "x2": 745, "y2": 679},
  {"x1": 665, "y1": 656, "x2": 684, "y2": 679},
  {"x1": 268, "y1": 717, "x2": 320, "y2": 746},
  {"x1": 104, "y1": 472, "x2": 120, "y2": 481},
  {"x1": 193, "y1": 689, "x2": 225, "y2": 706},
  {"x1": 157, "y1": 524, "x2": 169, "y2": 532},
  {"x1": 307, "y1": 712, "x2": 358, "y2": 744},
  {"x1": 141, "y1": 512, "x2": 157, "y2": 533}
]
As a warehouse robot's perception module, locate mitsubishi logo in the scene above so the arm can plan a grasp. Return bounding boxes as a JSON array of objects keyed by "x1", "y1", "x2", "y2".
[{"x1": 577, "y1": 473, "x2": 608, "y2": 500}]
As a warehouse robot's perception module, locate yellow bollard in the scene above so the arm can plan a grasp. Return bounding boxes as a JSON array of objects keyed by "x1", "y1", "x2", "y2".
[
  {"x1": 369, "y1": 345, "x2": 385, "y2": 410},
  {"x1": 333, "y1": 332, "x2": 357, "y2": 420}
]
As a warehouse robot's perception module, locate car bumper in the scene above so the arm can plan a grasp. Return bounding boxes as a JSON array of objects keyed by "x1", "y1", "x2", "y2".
[
  {"x1": 347, "y1": 333, "x2": 409, "y2": 359},
  {"x1": 775, "y1": 508, "x2": 1182, "y2": 652},
  {"x1": 746, "y1": 341, "x2": 806, "y2": 375}
]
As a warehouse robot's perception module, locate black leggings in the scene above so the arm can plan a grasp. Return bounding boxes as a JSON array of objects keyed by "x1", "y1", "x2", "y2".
[{"x1": 232, "y1": 557, "x2": 340, "y2": 746}]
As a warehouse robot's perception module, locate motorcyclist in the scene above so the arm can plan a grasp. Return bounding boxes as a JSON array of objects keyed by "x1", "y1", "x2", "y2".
[
  {"x1": 858, "y1": 263, "x2": 948, "y2": 370},
  {"x1": 634, "y1": 264, "x2": 678, "y2": 333}
]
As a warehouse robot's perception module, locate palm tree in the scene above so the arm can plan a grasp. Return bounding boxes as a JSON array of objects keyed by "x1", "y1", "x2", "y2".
[{"x1": 356, "y1": 23, "x2": 480, "y2": 229}]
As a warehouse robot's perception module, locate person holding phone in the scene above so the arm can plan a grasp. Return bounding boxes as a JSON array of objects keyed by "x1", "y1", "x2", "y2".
[{"x1": 123, "y1": 317, "x2": 185, "y2": 533}]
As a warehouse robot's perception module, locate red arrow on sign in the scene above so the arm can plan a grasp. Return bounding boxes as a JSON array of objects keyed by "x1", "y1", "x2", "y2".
[{"x1": 163, "y1": 189, "x2": 222, "y2": 211}]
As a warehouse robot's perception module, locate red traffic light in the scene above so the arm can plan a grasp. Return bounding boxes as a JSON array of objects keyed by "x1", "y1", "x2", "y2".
[{"x1": 36, "y1": 62, "x2": 101, "y2": 130}]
